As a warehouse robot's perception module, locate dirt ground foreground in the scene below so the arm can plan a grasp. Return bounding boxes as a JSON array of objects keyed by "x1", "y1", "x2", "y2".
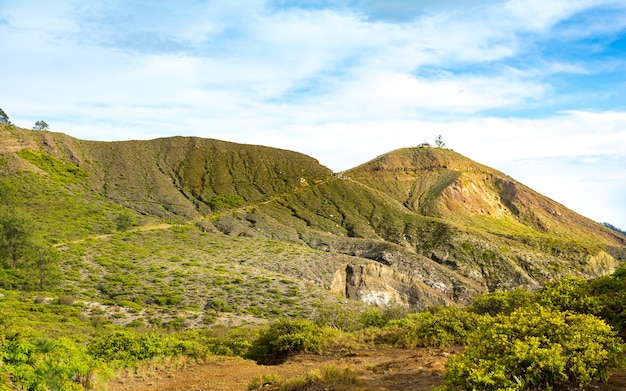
[{"x1": 109, "y1": 347, "x2": 626, "y2": 391}]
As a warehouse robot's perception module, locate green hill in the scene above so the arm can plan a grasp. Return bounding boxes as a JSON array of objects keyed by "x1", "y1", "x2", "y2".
[{"x1": 1, "y1": 124, "x2": 624, "y2": 315}]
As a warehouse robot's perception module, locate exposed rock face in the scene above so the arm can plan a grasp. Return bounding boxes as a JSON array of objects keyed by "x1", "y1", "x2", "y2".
[
  {"x1": 584, "y1": 251, "x2": 620, "y2": 277},
  {"x1": 331, "y1": 261, "x2": 458, "y2": 310}
]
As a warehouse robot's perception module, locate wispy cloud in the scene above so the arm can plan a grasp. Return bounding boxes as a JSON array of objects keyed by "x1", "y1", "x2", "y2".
[{"x1": 1, "y1": 0, "x2": 625, "y2": 226}]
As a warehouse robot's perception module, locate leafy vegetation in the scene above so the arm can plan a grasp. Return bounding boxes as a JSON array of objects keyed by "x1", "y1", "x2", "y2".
[
  {"x1": 0, "y1": 108, "x2": 10, "y2": 124},
  {"x1": 0, "y1": 265, "x2": 625, "y2": 389},
  {"x1": 1, "y1": 125, "x2": 626, "y2": 389},
  {"x1": 16, "y1": 149, "x2": 87, "y2": 183},
  {"x1": 246, "y1": 319, "x2": 331, "y2": 364},
  {"x1": 0, "y1": 186, "x2": 61, "y2": 290},
  {"x1": 209, "y1": 194, "x2": 245, "y2": 211},
  {"x1": 248, "y1": 365, "x2": 359, "y2": 390},
  {"x1": 0, "y1": 332, "x2": 107, "y2": 391},
  {"x1": 441, "y1": 305, "x2": 623, "y2": 390},
  {"x1": 32, "y1": 121, "x2": 49, "y2": 131}
]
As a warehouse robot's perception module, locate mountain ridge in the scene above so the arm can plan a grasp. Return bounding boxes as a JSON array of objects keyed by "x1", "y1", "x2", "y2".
[{"x1": 1, "y1": 124, "x2": 624, "y2": 310}]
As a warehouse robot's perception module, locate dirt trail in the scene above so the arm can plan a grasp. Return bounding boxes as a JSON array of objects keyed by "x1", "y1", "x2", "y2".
[
  {"x1": 108, "y1": 347, "x2": 626, "y2": 391},
  {"x1": 108, "y1": 348, "x2": 453, "y2": 391}
]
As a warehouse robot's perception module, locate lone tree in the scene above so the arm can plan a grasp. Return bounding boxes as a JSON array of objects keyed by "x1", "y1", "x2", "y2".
[
  {"x1": 435, "y1": 134, "x2": 446, "y2": 148},
  {"x1": 0, "y1": 207, "x2": 61, "y2": 289},
  {"x1": 115, "y1": 212, "x2": 136, "y2": 231},
  {"x1": 32, "y1": 120, "x2": 49, "y2": 131},
  {"x1": 0, "y1": 108, "x2": 10, "y2": 124}
]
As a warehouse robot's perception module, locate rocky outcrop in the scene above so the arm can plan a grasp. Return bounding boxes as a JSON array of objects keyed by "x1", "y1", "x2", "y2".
[
  {"x1": 584, "y1": 251, "x2": 620, "y2": 277},
  {"x1": 331, "y1": 261, "x2": 458, "y2": 310}
]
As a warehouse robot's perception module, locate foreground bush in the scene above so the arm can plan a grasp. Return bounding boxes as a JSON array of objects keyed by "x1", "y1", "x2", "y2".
[
  {"x1": 383, "y1": 306, "x2": 480, "y2": 348},
  {"x1": 246, "y1": 319, "x2": 329, "y2": 364},
  {"x1": 87, "y1": 330, "x2": 208, "y2": 367},
  {"x1": 440, "y1": 305, "x2": 624, "y2": 390},
  {"x1": 0, "y1": 332, "x2": 107, "y2": 390},
  {"x1": 468, "y1": 288, "x2": 534, "y2": 316},
  {"x1": 536, "y1": 276, "x2": 603, "y2": 315}
]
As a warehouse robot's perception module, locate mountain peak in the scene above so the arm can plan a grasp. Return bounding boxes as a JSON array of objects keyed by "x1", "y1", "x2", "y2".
[{"x1": 1, "y1": 126, "x2": 624, "y2": 309}]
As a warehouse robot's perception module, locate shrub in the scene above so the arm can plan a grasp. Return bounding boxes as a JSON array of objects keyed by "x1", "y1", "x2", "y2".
[
  {"x1": 246, "y1": 319, "x2": 327, "y2": 364},
  {"x1": 0, "y1": 333, "x2": 107, "y2": 390},
  {"x1": 87, "y1": 331, "x2": 168, "y2": 365},
  {"x1": 248, "y1": 366, "x2": 358, "y2": 391},
  {"x1": 207, "y1": 327, "x2": 255, "y2": 357},
  {"x1": 536, "y1": 276, "x2": 603, "y2": 315},
  {"x1": 358, "y1": 305, "x2": 408, "y2": 329},
  {"x1": 115, "y1": 212, "x2": 136, "y2": 232},
  {"x1": 384, "y1": 306, "x2": 480, "y2": 348},
  {"x1": 440, "y1": 305, "x2": 625, "y2": 390},
  {"x1": 589, "y1": 268, "x2": 626, "y2": 333},
  {"x1": 57, "y1": 294, "x2": 76, "y2": 306},
  {"x1": 87, "y1": 330, "x2": 208, "y2": 366},
  {"x1": 312, "y1": 304, "x2": 362, "y2": 331},
  {"x1": 468, "y1": 288, "x2": 534, "y2": 316},
  {"x1": 209, "y1": 195, "x2": 245, "y2": 211}
]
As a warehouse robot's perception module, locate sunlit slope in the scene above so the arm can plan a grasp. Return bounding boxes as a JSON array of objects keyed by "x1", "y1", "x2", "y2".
[{"x1": 1, "y1": 124, "x2": 625, "y2": 309}]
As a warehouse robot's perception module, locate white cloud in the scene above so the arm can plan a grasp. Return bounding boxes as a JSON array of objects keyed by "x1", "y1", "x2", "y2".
[{"x1": 1, "y1": 0, "x2": 626, "y2": 227}]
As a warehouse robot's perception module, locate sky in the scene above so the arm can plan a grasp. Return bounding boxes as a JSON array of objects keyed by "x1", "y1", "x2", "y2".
[{"x1": 1, "y1": 0, "x2": 625, "y2": 229}]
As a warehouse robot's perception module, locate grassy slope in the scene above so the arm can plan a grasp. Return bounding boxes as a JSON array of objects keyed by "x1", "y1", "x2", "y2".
[{"x1": 1, "y1": 124, "x2": 625, "y2": 313}]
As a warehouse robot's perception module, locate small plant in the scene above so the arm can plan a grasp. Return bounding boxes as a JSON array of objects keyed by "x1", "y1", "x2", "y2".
[
  {"x1": 0, "y1": 333, "x2": 108, "y2": 390},
  {"x1": 209, "y1": 194, "x2": 245, "y2": 212},
  {"x1": 247, "y1": 373, "x2": 280, "y2": 390},
  {"x1": 57, "y1": 294, "x2": 76, "y2": 306},
  {"x1": 115, "y1": 212, "x2": 136, "y2": 232},
  {"x1": 252, "y1": 366, "x2": 358, "y2": 390}
]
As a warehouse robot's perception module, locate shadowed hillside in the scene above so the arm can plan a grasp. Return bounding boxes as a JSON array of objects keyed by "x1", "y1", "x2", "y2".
[{"x1": 1, "y1": 124, "x2": 624, "y2": 311}]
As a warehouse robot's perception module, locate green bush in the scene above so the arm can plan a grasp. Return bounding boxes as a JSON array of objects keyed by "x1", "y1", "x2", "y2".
[
  {"x1": 87, "y1": 330, "x2": 207, "y2": 366},
  {"x1": 87, "y1": 331, "x2": 167, "y2": 364},
  {"x1": 115, "y1": 212, "x2": 136, "y2": 232},
  {"x1": 468, "y1": 288, "x2": 534, "y2": 316},
  {"x1": 536, "y1": 276, "x2": 603, "y2": 315},
  {"x1": 207, "y1": 328, "x2": 255, "y2": 357},
  {"x1": 0, "y1": 333, "x2": 106, "y2": 390},
  {"x1": 209, "y1": 195, "x2": 245, "y2": 211},
  {"x1": 312, "y1": 304, "x2": 362, "y2": 331},
  {"x1": 358, "y1": 305, "x2": 408, "y2": 329},
  {"x1": 589, "y1": 267, "x2": 626, "y2": 333},
  {"x1": 246, "y1": 319, "x2": 327, "y2": 364},
  {"x1": 440, "y1": 305, "x2": 624, "y2": 390},
  {"x1": 384, "y1": 306, "x2": 480, "y2": 348}
]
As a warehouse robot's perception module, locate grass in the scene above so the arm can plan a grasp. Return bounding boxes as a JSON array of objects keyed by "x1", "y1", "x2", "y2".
[
  {"x1": 247, "y1": 366, "x2": 359, "y2": 390},
  {"x1": 58, "y1": 225, "x2": 363, "y2": 321}
]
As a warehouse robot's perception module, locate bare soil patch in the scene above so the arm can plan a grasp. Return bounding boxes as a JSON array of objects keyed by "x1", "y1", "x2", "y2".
[
  {"x1": 108, "y1": 348, "x2": 626, "y2": 391},
  {"x1": 108, "y1": 348, "x2": 454, "y2": 391}
]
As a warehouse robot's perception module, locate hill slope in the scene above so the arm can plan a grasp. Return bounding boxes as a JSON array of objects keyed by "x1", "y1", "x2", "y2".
[{"x1": 1, "y1": 124, "x2": 624, "y2": 312}]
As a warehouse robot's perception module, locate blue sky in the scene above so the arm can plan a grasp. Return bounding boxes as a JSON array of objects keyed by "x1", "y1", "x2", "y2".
[{"x1": 1, "y1": 0, "x2": 625, "y2": 229}]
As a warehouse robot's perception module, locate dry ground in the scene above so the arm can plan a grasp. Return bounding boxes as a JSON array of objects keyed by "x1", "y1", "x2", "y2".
[{"x1": 108, "y1": 348, "x2": 626, "y2": 391}]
